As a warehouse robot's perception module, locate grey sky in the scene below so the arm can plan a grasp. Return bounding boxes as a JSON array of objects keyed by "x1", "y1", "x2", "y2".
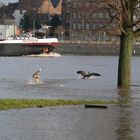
[{"x1": 0, "y1": 0, "x2": 18, "y2": 5}]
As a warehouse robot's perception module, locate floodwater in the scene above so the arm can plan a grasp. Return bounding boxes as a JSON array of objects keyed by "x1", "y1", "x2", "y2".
[{"x1": 0, "y1": 55, "x2": 140, "y2": 140}]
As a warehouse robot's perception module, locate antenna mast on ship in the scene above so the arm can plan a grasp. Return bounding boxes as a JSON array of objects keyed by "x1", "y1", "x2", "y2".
[
  {"x1": 41, "y1": 25, "x2": 52, "y2": 38},
  {"x1": 33, "y1": 20, "x2": 36, "y2": 37}
]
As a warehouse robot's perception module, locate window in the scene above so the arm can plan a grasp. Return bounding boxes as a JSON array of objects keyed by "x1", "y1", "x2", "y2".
[
  {"x1": 105, "y1": 13, "x2": 109, "y2": 18},
  {"x1": 77, "y1": 13, "x2": 81, "y2": 19},
  {"x1": 66, "y1": 22, "x2": 70, "y2": 28},
  {"x1": 78, "y1": 23, "x2": 81, "y2": 29},
  {"x1": 99, "y1": 12, "x2": 103, "y2": 18},
  {"x1": 86, "y1": 23, "x2": 90, "y2": 29},
  {"x1": 92, "y1": 24, "x2": 96, "y2": 29},
  {"x1": 73, "y1": 13, "x2": 77, "y2": 19},
  {"x1": 92, "y1": 35, "x2": 97, "y2": 41},
  {"x1": 72, "y1": 23, "x2": 77, "y2": 29},
  {"x1": 73, "y1": 2, "x2": 77, "y2": 8}
]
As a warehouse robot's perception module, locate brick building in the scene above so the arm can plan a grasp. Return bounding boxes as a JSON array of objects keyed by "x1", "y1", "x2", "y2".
[
  {"x1": 17, "y1": 0, "x2": 62, "y2": 15},
  {"x1": 13, "y1": 0, "x2": 62, "y2": 26},
  {"x1": 62, "y1": 0, "x2": 119, "y2": 42},
  {"x1": 0, "y1": 0, "x2": 62, "y2": 26}
]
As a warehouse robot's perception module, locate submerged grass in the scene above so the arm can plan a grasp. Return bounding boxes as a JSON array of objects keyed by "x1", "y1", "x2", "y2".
[{"x1": 0, "y1": 99, "x2": 117, "y2": 110}]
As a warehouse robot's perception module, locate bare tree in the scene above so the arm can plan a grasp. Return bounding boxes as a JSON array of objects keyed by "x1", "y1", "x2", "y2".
[{"x1": 104, "y1": 0, "x2": 140, "y2": 88}]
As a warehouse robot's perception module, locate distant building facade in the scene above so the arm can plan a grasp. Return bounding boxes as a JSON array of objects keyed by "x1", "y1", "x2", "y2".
[{"x1": 62, "y1": 0, "x2": 119, "y2": 42}]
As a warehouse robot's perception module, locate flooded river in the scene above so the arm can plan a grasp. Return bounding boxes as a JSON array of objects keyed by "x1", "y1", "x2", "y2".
[{"x1": 0, "y1": 55, "x2": 140, "y2": 140}]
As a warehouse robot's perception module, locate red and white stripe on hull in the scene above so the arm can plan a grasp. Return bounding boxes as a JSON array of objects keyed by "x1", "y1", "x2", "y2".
[{"x1": 0, "y1": 37, "x2": 61, "y2": 56}]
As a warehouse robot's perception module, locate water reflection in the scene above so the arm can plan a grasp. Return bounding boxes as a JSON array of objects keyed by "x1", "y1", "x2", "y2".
[{"x1": 116, "y1": 89, "x2": 135, "y2": 140}]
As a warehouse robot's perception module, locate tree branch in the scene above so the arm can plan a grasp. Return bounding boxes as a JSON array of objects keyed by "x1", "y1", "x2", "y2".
[{"x1": 134, "y1": 28, "x2": 140, "y2": 38}]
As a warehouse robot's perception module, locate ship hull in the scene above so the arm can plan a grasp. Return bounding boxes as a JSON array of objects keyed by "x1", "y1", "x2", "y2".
[
  {"x1": 0, "y1": 44, "x2": 55, "y2": 56},
  {"x1": 0, "y1": 38, "x2": 60, "y2": 56}
]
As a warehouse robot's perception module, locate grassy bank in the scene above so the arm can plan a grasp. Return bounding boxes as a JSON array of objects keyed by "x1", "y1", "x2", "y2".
[{"x1": 0, "y1": 99, "x2": 117, "y2": 110}]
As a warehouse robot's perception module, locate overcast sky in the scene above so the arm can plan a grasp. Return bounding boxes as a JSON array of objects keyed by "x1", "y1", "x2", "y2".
[{"x1": 0, "y1": 0, "x2": 18, "y2": 5}]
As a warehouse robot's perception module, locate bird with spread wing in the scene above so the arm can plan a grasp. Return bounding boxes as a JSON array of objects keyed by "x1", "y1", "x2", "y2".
[{"x1": 77, "y1": 70, "x2": 101, "y2": 79}]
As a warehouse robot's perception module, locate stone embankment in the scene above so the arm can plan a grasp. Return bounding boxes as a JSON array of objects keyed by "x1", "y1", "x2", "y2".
[{"x1": 55, "y1": 41, "x2": 140, "y2": 55}]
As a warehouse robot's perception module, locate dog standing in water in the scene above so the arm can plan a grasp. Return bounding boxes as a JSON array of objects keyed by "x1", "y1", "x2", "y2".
[{"x1": 32, "y1": 68, "x2": 41, "y2": 83}]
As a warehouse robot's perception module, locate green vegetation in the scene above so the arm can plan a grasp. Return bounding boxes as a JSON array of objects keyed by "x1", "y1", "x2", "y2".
[{"x1": 0, "y1": 99, "x2": 117, "y2": 110}]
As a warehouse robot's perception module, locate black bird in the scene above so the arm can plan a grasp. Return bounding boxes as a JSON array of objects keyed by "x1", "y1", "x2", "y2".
[{"x1": 77, "y1": 70, "x2": 101, "y2": 79}]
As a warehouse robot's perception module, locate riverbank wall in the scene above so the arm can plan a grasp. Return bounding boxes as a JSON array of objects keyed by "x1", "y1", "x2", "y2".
[{"x1": 55, "y1": 42, "x2": 140, "y2": 55}]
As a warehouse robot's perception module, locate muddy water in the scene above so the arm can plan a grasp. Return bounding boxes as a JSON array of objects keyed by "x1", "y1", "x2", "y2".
[
  {"x1": 0, "y1": 55, "x2": 140, "y2": 139},
  {"x1": 0, "y1": 55, "x2": 119, "y2": 100},
  {"x1": 0, "y1": 103, "x2": 139, "y2": 140}
]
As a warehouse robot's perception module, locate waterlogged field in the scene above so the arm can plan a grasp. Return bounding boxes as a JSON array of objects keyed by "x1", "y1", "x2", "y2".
[{"x1": 0, "y1": 55, "x2": 140, "y2": 139}]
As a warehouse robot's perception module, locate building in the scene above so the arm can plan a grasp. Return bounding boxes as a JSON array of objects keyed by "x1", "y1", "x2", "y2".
[
  {"x1": 15, "y1": 0, "x2": 62, "y2": 15},
  {"x1": 0, "y1": 0, "x2": 62, "y2": 26},
  {"x1": 0, "y1": 0, "x2": 62, "y2": 38},
  {"x1": 0, "y1": 25, "x2": 19, "y2": 39},
  {"x1": 62, "y1": 0, "x2": 119, "y2": 42},
  {"x1": 13, "y1": 0, "x2": 62, "y2": 26}
]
